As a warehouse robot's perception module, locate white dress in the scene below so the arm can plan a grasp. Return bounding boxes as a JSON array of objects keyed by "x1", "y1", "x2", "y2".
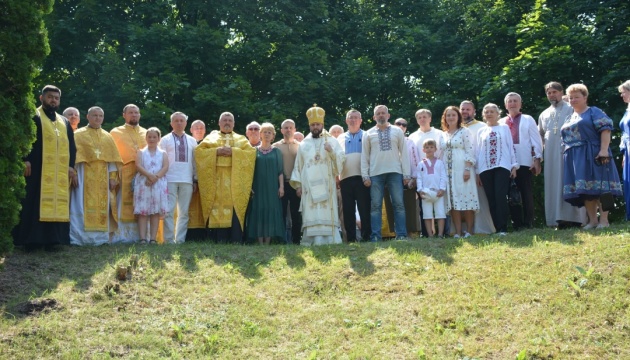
[
  {"x1": 440, "y1": 127, "x2": 479, "y2": 211},
  {"x1": 133, "y1": 148, "x2": 169, "y2": 216}
]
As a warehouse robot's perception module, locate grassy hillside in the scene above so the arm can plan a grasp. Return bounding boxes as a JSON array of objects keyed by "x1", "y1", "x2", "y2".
[{"x1": 1, "y1": 226, "x2": 629, "y2": 359}]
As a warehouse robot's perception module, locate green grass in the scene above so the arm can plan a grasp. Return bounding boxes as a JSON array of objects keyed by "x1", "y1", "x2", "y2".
[{"x1": 1, "y1": 225, "x2": 630, "y2": 359}]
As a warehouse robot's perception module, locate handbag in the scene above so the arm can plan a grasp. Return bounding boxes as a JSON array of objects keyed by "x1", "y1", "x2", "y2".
[
  {"x1": 508, "y1": 179, "x2": 522, "y2": 207},
  {"x1": 599, "y1": 164, "x2": 614, "y2": 212}
]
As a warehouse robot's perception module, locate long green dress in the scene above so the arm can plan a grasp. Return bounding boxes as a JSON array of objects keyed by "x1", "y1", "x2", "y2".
[{"x1": 246, "y1": 147, "x2": 286, "y2": 243}]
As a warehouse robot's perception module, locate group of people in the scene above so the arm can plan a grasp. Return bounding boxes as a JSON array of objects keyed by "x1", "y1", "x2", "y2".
[{"x1": 11, "y1": 80, "x2": 630, "y2": 250}]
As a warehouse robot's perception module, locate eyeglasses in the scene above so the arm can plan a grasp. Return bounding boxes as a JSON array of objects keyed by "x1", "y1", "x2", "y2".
[
  {"x1": 394, "y1": 122, "x2": 407, "y2": 127},
  {"x1": 248, "y1": 128, "x2": 260, "y2": 131}
]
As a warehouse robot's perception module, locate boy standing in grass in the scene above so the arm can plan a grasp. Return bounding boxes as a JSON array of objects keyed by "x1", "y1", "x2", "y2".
[{"x1": 416, "y1": 139, "x2": 447, "y2": 238}]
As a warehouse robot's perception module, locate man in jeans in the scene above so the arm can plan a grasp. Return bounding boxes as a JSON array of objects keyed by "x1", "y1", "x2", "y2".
[{"x1": 361, "y1": 105, "x2": 411, "y2": 241}]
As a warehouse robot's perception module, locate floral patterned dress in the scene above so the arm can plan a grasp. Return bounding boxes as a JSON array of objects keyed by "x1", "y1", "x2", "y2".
[
  {"x1": 561, "y1": 106, "x2": 622, "y2": 206},
  {"x1": 133, "y1": 147, "x2": 169, "y2": 216},
  {"x1": 439, "y1": 127, "x2": 479, "y2": 212}
]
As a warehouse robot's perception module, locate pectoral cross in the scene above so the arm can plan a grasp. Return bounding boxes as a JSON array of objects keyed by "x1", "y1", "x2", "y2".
[
  {"x1": 94, "y1": 148, "x2": 102, "y2": 159},
  {"x1": 553, "y1": 125, "x2": 558, "y2": 135},
  {"x1": 54, "y1": 127, "x2": 60, "y2": 137},
  {"x1": 224, "y1": 134, "x2": 233, "y2": 147}
]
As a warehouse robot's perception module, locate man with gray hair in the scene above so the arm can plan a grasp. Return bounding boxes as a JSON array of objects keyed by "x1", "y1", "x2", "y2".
[
  {"x1": 190, "y1": 119, "x2": 206, "y2": 143},
  {"x1": 63, "y1": 107, "x2": 81, "y2": 132},
  {"x1": 538, "y1": 82, "x2": 585, "y2": 228},
  {"x1": 500, "y1": 92, "x2": 543, "y2": 230},
  {"x1": 245, "y1": 121, "x2": 262, "y2": 147},
  {"x1": 195, "y1": 112, "x2": 256, "y2": 243},
  {"x1": 159, "y1": 111, "x2": 198, "y2": 243},
  {"x1": 70, "y1": 106, "x2": 122, "y2": 245},
  {"x1": 338, "y1": 110, "x2": 371, "y2": 242},
  {"x1": 362, "y1": 105, "x2": 410, "y2": 241}
]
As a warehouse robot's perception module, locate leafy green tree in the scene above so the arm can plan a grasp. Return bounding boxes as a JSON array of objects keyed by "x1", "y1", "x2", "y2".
[{"x1": 0, "y1": 0, "x2": 54, "y2": 254}]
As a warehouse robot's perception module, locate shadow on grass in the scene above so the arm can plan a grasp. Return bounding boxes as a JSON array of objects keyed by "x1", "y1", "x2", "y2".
[{"x1": 0, "y1": 224, "x2": 620, "y2": 321}]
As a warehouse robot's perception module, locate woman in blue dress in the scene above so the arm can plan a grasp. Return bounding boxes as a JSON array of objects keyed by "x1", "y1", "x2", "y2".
[
  {"x1": 617, "y1": 80, "x2": 630, "y2": 220},
  {"x1": 561, "y1": 84, "x2": 623, "y2": 229}
]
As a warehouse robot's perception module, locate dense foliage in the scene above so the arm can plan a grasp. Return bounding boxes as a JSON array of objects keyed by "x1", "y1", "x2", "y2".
[
  {"x1": 37, "y1": 0, "x2": 629, "y2": 133},
  {"x1": 1, "y1": 0, "x2": 54, "y2": 255},
  {"x1": 6, "y1": 0, "x2": 627, "y2": 247}
]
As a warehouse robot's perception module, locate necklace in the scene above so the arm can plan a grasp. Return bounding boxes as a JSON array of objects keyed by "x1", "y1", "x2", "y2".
[
  {"x1": 258, "y1": 145, "x2": 273, "y2": 155},
  {"x1": 126, "y1": 125, "x2": 140, "y2": 150},
  {"x1": 88, "y1": 126, "x2": 103, "y2": 158},
  {"x1": 314, "y1": 137, "x2": 324, "y2": 161},
  {"x1": 52, "y1": 120, "x2": 62, "y2": 137}
]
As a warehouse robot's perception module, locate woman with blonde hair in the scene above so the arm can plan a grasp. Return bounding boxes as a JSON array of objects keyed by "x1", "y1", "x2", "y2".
[
  {"x1": 246, "y1": 122, "x2": 285, "y2": 244},
  {"x1": 561, "y1": 84, "x2": 622, "y2": 229}
]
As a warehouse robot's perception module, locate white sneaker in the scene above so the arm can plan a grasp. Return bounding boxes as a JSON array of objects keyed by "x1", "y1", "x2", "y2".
[
  {"x1": 453, "y1": 234, "x2": 461, "y2": 239},
  {"x1": 498, "y1": 232, "x2": 507, "y2": 236},
  {"x1": 463, "y1": 232, "x2": 471, "y2": 238}
]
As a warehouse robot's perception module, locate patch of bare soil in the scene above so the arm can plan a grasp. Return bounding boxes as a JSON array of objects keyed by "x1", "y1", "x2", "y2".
[{"x1": 17, "y1": 298, "x2": 62, "y2": 316}]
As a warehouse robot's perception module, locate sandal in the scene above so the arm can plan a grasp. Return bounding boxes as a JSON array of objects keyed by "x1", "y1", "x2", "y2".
[
  {"x1": 149, "y1": 240, "x2": 158, "y2": 245},
  {"x1": 138, "y1": 239, "x2": 148, "y2": 245}
]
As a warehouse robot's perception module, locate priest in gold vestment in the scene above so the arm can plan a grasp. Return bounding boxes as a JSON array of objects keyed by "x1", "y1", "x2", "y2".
[
  {"x1": 12, "y1": 85, "x2": 77, "y2": 250},
  {"x1": 70, "y1": 107, "x2": 123, "y2": 245},
  {"x1": 110, "y1": 104, "x2": 147, "y2": 242},
  {"x1": 195, "y1": 112, "x2": 256, "y2": 243}
]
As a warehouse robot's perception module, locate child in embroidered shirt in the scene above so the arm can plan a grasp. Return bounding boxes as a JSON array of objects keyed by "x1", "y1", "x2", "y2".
[
  {"x1": 416, "y1": 139, "x2": 448, "y2": 237},
  {"x1": 133, "y1": 127, "x2": 169, "y2": 244}
]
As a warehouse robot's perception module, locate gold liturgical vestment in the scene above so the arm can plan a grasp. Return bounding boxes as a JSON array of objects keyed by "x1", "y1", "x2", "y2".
[
  {"x1": 187, "y1": 191, "x2": 205, "y2": 229},
  {"x1": 74, "y1": 126, "x2": 122, "y2": 231},
  {"x1": 195, "y1": 131, "x2": 256, "y2": 229},
  {"x1": 110, "y1": 124, "x2": 147, "y2": 221},
  {"x1": 38, "y1": 107, "x2": 71, "y2": 221}
]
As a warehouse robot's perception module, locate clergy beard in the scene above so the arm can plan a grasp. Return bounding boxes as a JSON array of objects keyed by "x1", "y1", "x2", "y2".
[
  {"x1": 42, "y1": 107, "x2": 57, "y2": 120},
  {"x1": 549, "y1": 99, "x2": 560, "y2": 106},
  {"x1": 42, "y1": 102, "x2": 58, "y2": 113},
  {"x1": 312, "y1": 131, "x2": 321, "y2": 138}
]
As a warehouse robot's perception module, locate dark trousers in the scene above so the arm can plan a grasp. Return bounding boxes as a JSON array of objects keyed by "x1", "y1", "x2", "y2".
[
  {"x1": 510, "y1": 166, "x2": 535, "y2": 229},
  {"x1": 209, "y1": 210, "x2": 243, "y2": 244},
  {"x1": 480, "y1": 167, "x2": 511, "y2": 232},
  {"x1": 281, "y1": 183, "x2": 302, "y2": 244},
  {"x1": 340, "y1": 176, "x2": 371, "y2": 242}
]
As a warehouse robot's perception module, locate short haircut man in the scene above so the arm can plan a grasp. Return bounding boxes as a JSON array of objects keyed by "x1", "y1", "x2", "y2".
[
  {"x1": 109, "y1": 104, "x2": 147, "y2": 242},
  {"x1": 190, "y1": 119, "x2": 206, "y2": 143},
  {"x1": 538, "y1": 81, "x2": 585, "y2": 228},
  {"x1": 361, "y1": 105, "x2": 411, "y2": 241},
  {"x1": 500, "y1": 92, "x2": 543, "y2": 230},
  {"x1": 273, "y1": 118, "x2": 302, "y2": 244},
  {"x1": 70, "y1": 106, "x2": 123, "y2": 245},
  {"x1": 246, "y1": 121, "x2": 262, "y2": 147},
  {"x1": 159, "y1": 111, "x2": 198, "y2": 243},
  {"x1": 338, "y1": 109, "x2": 371, "y2": 242},
  {"x1": 63, "y1": 107, "x2": 81, "y2": 132},
  {"x1": 13, "y1": 85, "x2": 77, "y2": 250},
  {"x1": 194, "y1": 112, "x2": 256, "y2": 243}
]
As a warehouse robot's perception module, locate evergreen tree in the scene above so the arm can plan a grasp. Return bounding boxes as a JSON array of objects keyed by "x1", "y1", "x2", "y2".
[{"x1": 0, "y1": 0, "x2": 54, "y2": 254}]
